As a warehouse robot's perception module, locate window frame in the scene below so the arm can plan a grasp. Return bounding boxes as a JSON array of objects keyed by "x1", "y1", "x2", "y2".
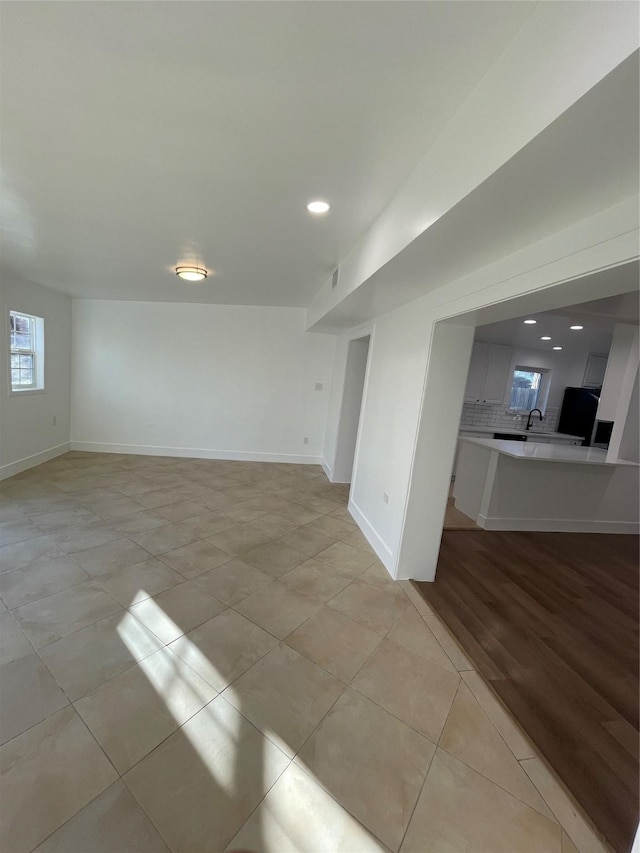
[
  {"x1": 8, "y1": 309, "x2": 45, "y2": 395},
  {"x1": 507, "y1": 364, "x2": 551, "y2": 414}
]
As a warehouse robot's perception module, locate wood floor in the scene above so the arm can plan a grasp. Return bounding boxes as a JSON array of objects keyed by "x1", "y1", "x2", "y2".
[
  {"x1": 415, "y1": 531, "x2": 639, "y2": 853},
  {"x1": 442, "y1": 497, "x2": 480, "y2": 530}
]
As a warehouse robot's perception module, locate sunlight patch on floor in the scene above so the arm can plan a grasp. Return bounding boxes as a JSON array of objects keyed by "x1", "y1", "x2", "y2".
[{"x1": 118, "y1": 594, "x2": 241, "y2": 797}]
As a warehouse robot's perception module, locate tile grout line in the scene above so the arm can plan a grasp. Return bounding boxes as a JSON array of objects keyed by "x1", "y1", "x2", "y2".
[
  {"x1": 427, "y1": 682, "x2": 563, "y2": 843},
  {"x1": 395, "y1": 736, "x2": 439, "y2": 853},
  {"x1": 460, "y1": 669, "x2": 538, "y2": 761},
  {"x1": 518, "y1": 755, "x2": 617, "y2": 853},
  {"x1": 24, "y1": 777, "x2": 128, "y2": 853},
  {"x1": 284, "y1": 687, "x2": 396, "y2": 853},
  {"x1": 4, "y1": 453, "x2": 441, "y2": 852}
]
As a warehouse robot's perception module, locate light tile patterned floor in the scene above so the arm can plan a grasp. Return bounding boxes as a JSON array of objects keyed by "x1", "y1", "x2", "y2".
[{"x1": 0, "y1": 452, "x2": 611, "y2": 853}]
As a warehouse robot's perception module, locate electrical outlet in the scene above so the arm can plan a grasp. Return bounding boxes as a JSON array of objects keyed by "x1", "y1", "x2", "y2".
[
  {"x1": 315, "y1": 382, "x2": 323, "y2": 391},
  {"x1": 52, "y1": 415, "x2": 57, "y2": 426},
  {"x1": 303, "y1": 437, "x2": 309, "y2": 445},
  {"x1": 383, "y1": 492, "x2": 390, "y2": 504}
]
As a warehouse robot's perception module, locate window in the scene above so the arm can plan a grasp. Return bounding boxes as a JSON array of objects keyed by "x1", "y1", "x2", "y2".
[
  {"x1": 509, "y1": 368, "x2": 545, "y2": 412},
  {"x1": 9, "y1": 310, "x2": 44, "y2": 392}
]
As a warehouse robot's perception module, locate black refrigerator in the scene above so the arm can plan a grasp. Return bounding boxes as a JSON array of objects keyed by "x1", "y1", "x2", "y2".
[{"x1": 557, "y1": 387, "x2": 601, "y2": 446}]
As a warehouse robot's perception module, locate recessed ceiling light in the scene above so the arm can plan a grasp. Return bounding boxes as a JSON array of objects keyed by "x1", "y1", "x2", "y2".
[
  {"x1": 570, "y1": 325, "x2": 584, "y2": 330},
  {"x1": 176, "y1": 266, "x2": 207, "y2": 282},
  {"x1": 307, "y1": 200, "x2": 330, "y2": 214},
  {"x1": 540, "y1": 336, "x2": 551, "y2": 341},
  {"x1": 553, "y1": 346, "x2": 563, "y2": 350},
  {"x1": 523, "y1": 319, "x2": 537, "y2": 325}
]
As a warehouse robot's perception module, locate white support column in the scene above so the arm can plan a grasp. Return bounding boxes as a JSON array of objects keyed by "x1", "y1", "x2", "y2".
[
  {"x1": 395, "y1": 321, "x2": 475, "y2": 581},
  {"x1": 598, "y1": 323, "x2": 640, "y2": 462}
]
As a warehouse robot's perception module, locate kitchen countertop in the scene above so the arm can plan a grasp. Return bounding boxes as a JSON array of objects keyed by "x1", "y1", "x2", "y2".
[
  {"x1": 459, "y1": 426, "x2": 582, "y2": 440},
  {"x1": 459, "y1": 437, "x2": 638, "y2": 466}
]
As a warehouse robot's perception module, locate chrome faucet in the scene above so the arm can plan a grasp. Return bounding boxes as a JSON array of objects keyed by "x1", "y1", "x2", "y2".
[{"x1": 526, "y1": 408, "x2": 543, "y2": 430}]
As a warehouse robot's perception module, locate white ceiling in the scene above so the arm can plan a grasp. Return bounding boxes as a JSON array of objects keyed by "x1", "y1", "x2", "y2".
[
  {"x1": 476, "y1": 280, "x2": 639, "y2": 354},
  {"x1": 0, "y1": 1, "x2": 537, "y2": 306},
  {"x1": 310, "y1": 50, "x2": 639, "y2": 330}
]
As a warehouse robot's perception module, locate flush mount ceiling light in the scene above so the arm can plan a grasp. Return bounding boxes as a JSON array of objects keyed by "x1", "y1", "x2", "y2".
[
  {"x1": 307, "y1": 200, "x2": 331, "y2": 214},
  {"x1": 540, "y1": 336, "x2": 552, "y2": 341},
  {"x1": 176, "y1": 266, "x2": 207, "y2": 282},
  {"x1": 523, "y1": 319, "x2": 537, "y2": 325},
  {"x1": 570, "y1": 325, "x2": 584, "y2": 330},
  {"x1": 553, "y1": 346, "x2": 563, "y2": 350}
]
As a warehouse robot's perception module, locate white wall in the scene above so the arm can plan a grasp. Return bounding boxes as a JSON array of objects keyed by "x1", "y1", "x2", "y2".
[
  {"x1": 0, "y1": 275, "x2": 72, "y2": 478},
  {"x1": 598, "y1": 324, "x2": 639, "y2": 422},
  {"x1": 71, "y1": 300, "x2": 336, "y2": 463},
  {"x1": 600, "y1": 323, "x2": 640, "y2": 462},
  {"x1": 396, "y1": 321, "x2": 476, "y2": 578},
  {"x1": 347, "y1": 300, "x2": 437, "y2": 564},
  {"x1": 322, "y1": 337, "x2": 349, "y2": 477},
  {"x1": 618, "y1": 367, "x2": 639, "y2": 464}
]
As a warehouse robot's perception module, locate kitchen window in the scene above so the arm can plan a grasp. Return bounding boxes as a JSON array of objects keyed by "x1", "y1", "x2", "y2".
[
  {"x1": 508, "y1": 366, "x2": 548, "y2": 412},
  {"x1": 9, "y1": 310, "x2": 45, "y2": 392}
]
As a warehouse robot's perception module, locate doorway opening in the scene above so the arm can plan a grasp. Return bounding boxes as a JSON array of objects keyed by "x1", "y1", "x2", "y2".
[
  {"x1": 331, "y1": 335, "x2": 371, "y2": 484},
  {"x1": 398, "y1": 260, "x2": 640, "y2": 584}
]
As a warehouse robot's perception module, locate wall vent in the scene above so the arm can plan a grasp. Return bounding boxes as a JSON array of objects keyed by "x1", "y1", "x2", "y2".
[{"x1": 331, "y1": 267, "x2": 340, "y2": 289}]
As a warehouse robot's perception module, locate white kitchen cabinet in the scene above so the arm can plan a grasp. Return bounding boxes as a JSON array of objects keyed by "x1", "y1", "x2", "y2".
[
  {"x1": 464, "y1": 343, "x2": 489, "y2": 401},
  {"x1": 583, "y1": 353, "x2": 608, "y2": 388},
  {"x1": 484, "y1": 344, "x2": 513, "y2": 402},
  {"x1": 464, "y1": 342, "x2": 512, "y2": 403}
]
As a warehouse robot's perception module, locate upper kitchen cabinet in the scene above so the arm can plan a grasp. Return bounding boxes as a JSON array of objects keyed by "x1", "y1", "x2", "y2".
[
  {"x1": 464, "y1": 342, "x2": 512, "y2": 403},
  {"x1": 464, "y1": 342, "x2": 489, "y2": 402},
  {"x1": 583, "y1": 353, "x2": 608, "y2": 388}
]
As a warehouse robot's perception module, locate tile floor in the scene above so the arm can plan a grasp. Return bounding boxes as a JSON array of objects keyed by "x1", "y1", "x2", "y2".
[{"x1": 0, "y1": 452, "x2": 611, "y2": 853}]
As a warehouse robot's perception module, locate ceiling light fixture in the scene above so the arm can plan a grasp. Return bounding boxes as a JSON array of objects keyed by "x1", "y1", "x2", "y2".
[
  {"x1": 553, "y1": 346, "x2": 563, "y2": 350},
  {"x1": 540, "y1": 336, "x2": 551, "y2": 341},
  {"x1": 570, "y1": 325, "x2": 584, "y2": 330},
  {"x1": 307, "y1": 200, "x2": 330, "y2": 214},
  {"x1": 523, "y1": 319, "x2": 537, "y2": 325},
  {"x1": 176, "y1": 266, "x2": 207, "y2": 282}
]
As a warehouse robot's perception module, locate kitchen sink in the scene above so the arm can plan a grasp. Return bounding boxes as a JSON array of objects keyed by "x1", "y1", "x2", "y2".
[{"x1": 493, "y1": 432, "x2": 527, "y2": 441}]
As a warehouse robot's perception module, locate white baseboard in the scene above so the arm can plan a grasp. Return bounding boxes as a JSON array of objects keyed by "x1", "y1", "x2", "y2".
[
  {"x1": 68, "y1": 441, "x2": 322, "y2": 466},
  {"x1": 348, "y1": 497, "x2": 395, "y2": 574},
  {"x1": 0, "y1": 442, "x2": 71, "y2": 481},
  {"x1": 478, "y1": 514, "x2": 640, "y2": 534}
]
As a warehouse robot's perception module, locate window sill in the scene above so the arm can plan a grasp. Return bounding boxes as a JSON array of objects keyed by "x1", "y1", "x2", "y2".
[{"x1": 9, "y1": 387, "x2": 46, "y2": 396}]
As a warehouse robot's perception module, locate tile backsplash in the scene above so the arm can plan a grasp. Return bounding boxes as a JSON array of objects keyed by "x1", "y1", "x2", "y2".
[{"x1": 460, "y1": 402, "x2": 560, "y2": 433}]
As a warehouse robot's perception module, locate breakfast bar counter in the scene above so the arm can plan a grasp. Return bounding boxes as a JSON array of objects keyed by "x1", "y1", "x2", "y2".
[{"x1": 453, "y1": 438, "x2": 639, "y2": 533}]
